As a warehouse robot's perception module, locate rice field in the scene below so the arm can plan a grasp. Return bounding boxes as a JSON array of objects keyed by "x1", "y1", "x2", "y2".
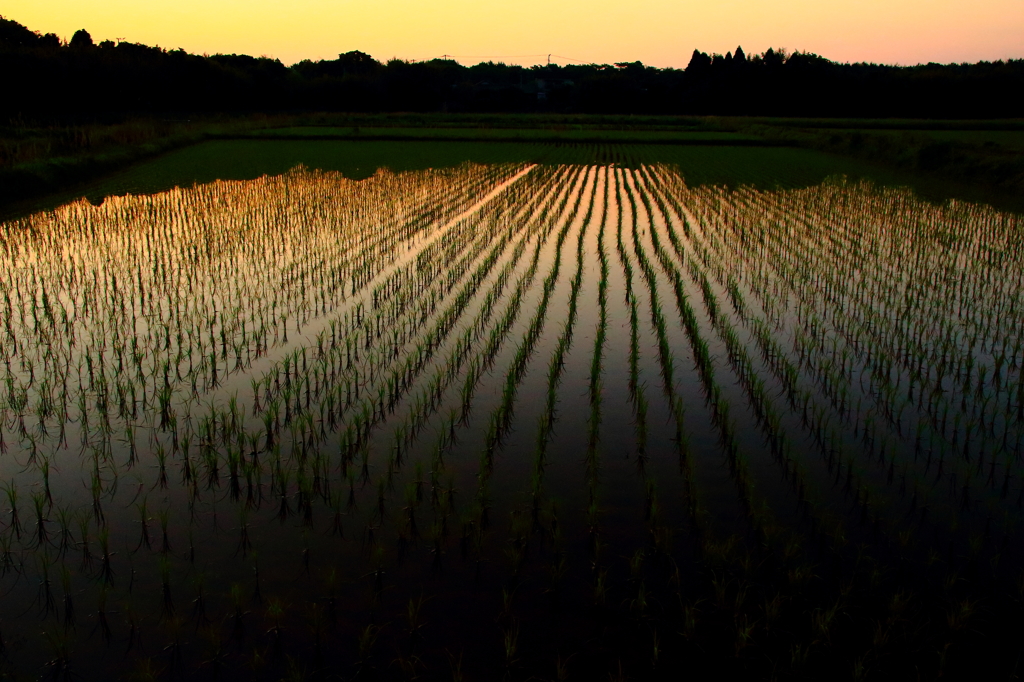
[{"x1": 1, "y1": 159, "x2": 1023, "y2": 680}]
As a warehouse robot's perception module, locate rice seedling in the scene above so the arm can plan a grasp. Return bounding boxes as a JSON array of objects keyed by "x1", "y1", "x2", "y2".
[
  {"x1": 33, "y1": 553, "x2": 57, "y2": 619},
  {"x1": 2, "y1": 481, "x2": 21, "y2": 540}
]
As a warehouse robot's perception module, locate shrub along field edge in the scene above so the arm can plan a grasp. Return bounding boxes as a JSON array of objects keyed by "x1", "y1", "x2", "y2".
[{"x1": 744, "y1": 124, "x2": 1024, "y2": 196}]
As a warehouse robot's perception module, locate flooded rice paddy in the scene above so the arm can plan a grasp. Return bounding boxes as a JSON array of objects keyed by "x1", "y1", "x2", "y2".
[{"x1": 1, "y1": 160, "x2": 1023, "y2": 679}]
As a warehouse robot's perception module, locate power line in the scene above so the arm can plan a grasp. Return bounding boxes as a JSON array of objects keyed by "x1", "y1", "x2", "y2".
[
  {"x1": 436, "y1": 54, "x2": 548, "y2": 59},
  {"x1": 411, "y1": 53, "x2": 594, "y2": 64},
  {"x1": 548, "y1": 54, "x2": 590, "y2": 64}
]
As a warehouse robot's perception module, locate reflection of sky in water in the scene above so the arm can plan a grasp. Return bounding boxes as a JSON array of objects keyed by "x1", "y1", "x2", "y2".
[{"x1": 0, "y1": 163, "x2": 1023, "y2": 676}]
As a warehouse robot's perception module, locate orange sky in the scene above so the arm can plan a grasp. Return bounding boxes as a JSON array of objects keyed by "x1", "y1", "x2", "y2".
[{"x1": 4, "y1": 0, "x2": 1023, "y2": 67}]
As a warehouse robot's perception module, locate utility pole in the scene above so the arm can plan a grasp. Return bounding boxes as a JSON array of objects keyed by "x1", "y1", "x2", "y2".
[{"x1": 547, "y1": 54, "x2": 551, "y2": 66}]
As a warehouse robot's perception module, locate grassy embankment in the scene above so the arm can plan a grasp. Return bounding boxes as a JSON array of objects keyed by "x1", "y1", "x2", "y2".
[
  {"x1": 0, "y1": 115, "x2": 291, "y2": 207},
  {"x1": 3, "y1": 113, "x2": 1023, "y2": 213},
  {"x1": 731, "y1": 118, "x2": 1024, "y2": 196},
  {"x1": 0, "y1": 113, "x2": 731, "y2": 210},
  {"x1": 227, "y1": 114, "x2": 1024, "y2": 200}
]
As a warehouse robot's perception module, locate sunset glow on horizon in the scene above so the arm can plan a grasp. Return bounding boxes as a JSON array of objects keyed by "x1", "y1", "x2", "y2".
[{"x1": 5, "y1": 0, "x2": 1023, "y2": 68}]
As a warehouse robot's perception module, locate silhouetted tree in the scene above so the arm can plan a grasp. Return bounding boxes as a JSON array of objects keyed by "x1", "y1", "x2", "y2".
[
  {"x1": 1, "y1": 16, "x2": 1022, "y2": 118},
  {"x1": 70, "y1": 29, "x2": 93, "y2": 49},
  {"x1": 337, "y1": 50, "x2": 379, "y2": 74},
  {"x1": 686, "y1": 49, "x2": 711, "y2": 73},
  {"x1": 763, "y1": 47, "x2": 784, "y2": 69},
  {"x1": 0, "y1": 16, "x2": 59, "y2": 48}
]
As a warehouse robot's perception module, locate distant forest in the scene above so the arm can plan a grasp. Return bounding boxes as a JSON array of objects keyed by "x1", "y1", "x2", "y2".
[{"x1": 3, "y1": 16, "x2": 1022, "y2": 119}]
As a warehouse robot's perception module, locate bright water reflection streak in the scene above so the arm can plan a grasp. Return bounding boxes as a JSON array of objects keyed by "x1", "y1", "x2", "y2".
[{"x1": 0, "y1": 163, "x2": 1022, "y2": 678}]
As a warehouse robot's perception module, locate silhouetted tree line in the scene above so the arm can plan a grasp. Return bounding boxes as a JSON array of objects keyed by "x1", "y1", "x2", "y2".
[{"x1": 3, "y1": 17, "x2": 1022, "y2": 119}]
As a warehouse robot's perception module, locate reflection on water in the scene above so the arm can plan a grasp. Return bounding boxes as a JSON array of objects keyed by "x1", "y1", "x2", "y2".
[{"x1": 1, "y1": 163, "x2": 1022, "y2": 678}]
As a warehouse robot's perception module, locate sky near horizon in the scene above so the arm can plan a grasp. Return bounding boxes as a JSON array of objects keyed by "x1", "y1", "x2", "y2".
[{"x1": 4, "y1": 0, "x2": 1023, "y2": 68}]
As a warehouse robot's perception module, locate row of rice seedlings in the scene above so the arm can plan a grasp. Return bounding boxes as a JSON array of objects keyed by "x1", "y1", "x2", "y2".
[
  {"x1": 642, "y1": 169, "x2": 987, "y2": 670},
  {"x1": 625, "y1": 171, "x2": 778, "y2": 560},
  {"x1": 0, "y1": 163, "x2": 515, "y2": 442},
  {"x1": 377, "y1": 168, "x2": 582, "y2": 517},
  {"x1": 0, "y1": 163, "x2": 561, "y2": 667},
  {"x1": 531, "y1": 169, "x2": 599, "y2": 498},
  {"x1": 771, "y1": 185, "x2": 1021, "y2": 463},
  {"x1": 642, "y1": 175, "x2": 822, "y2": 612},
  {"x1": 7, "y1": 165, "x2": 428, "y2": 667},
  {"x1": 658, "y1": 169, "x2": 920, "y2": 535},
  {"x1": 760, "y1": 190, "x2": 1017, "y2": 567},
  {"x1": 0, "y1": 163, "x2": 501, "y2": 520},
  {"x1": 250, "y1": 170, "x2": 552, "y2": 454},
  {"x1": 640, "y1": 167, "x2": 857, "y2": 561},
  {"x1": 464, "y1": 168, "x2": 598, "y2": 593},
  {"x1": 621, "y1": 169, "x2": 834, "y2": 662},
  {"x1": 612, "y1": 170, "x2": 687, "y2": 640},
  {"x1": 716, "y1": 180, "x2": 1021, "y2": 527},
  {"x1": 343, "y1": 167, "x2": 580, "y2": 572},
  {"x1": 602, "y1": 211, "x2": 685, "y2": 682},
  {"x1": 355, "y1": 169, "x2": 587, "y2": 609},
  {"x1": 4, "y1": 160, "x2": 1021, "y2": 677},
  {"x1": 624, "y1": 169, "x2": 698, "y2": 460},
  {"x1": 618, "y1": 169, "x2": 700, "y2": 497},
  {"x1": 654, "y1": 166, "x2": 1022, "y2": 574},
  {"x1": 610, "y1": 173, "x2": 649, "y2": 458},
  {"x1": 613, "y1": 200, "x2": 678, "y2": 666},
  {"x1": 394, "y1": 203, "x2": 539, "y2": 453},
  {"x1": 577, "y1": 168, "x2": 610, "y2": 597},
  {"x1": 248, "y1": 165, "x2": 569, "y2": 473},
  {"x1": 461, "y1": 171, "x2": 586, "y2": 559},
  {"x1": 485, "y1": 174, "x2": 600, "y2": 626},
  {"x1": 481, "y1": 166, "x2": 591, "y2": 462}
]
